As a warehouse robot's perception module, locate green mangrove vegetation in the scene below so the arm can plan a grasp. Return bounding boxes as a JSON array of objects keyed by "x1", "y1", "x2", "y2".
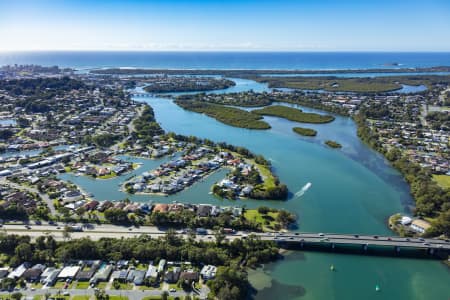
[
  {"x1": 324, "y1": 140, "x2": 342, "y2": 148},
  {"x1": 256, "y1": 76, "x2": 401, "y2": 93},
  {"x1": 355, "y1": 114, "x2": 450, "y2": 237},
  {"x1": 252, "y1": 105, "x2": 335, "y2": 124},
  {"x1": 254, "y1": 74, "x2": 450, "y2": 93},
  {"x1": 174, "y1": 100, "x2": 271, "y2": 129},
  {"x1": 292, "y1": 127, "x2": 317, "y2": 136},
  {"x1": 177, "y1": 91, "x2": 272, "y2": 107},
  {"x1": 143, "y1": 77, "x2": 235, "y2": 93}
]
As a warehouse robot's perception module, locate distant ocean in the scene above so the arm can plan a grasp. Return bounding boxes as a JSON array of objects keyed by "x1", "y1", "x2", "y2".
[{"x1": 0, "y1": 51, "x2": 450, "y2": 70}]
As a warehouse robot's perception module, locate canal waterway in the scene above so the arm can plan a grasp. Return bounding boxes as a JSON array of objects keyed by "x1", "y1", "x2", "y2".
[{"x1": 59, "y1": 77, "x2": 449, "y2": 299}]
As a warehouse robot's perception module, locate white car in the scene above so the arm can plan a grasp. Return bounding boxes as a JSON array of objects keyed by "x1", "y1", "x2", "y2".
[{"x1": 169, "y1": 288, "x2": 176, "y2": 292}]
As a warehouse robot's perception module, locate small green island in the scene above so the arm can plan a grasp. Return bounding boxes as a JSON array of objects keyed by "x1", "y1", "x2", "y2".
[
  {"x1": 325, "y1": 140, "x2": 342, "y2": 148},
  {"x1": 292, "y1": 127, "x2": 317, "y2": 136},
  {"x1": 174, "y1": 99, "x2": 271, "y2": 129},
  {"x1": 252, "y1": 105, "x2": 335, "y2": 123}
]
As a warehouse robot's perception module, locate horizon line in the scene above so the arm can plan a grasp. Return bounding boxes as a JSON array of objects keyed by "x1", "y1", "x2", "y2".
[{"x1": 1, "y1": 49, "x2": 450, "y2": 53}]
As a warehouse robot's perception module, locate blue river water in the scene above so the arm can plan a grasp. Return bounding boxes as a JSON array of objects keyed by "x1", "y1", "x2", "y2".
[{"x1": 2, "y1": 51, "x2": 449, "y2": 299}]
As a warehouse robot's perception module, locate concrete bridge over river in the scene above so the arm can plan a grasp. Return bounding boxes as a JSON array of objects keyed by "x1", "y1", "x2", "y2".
[
  {"x1": 3, "y1": 224, "x2": 449, "y2": 259},
  {"x1": 257, "y1": 232, "x2": 450, "y2": 258}
]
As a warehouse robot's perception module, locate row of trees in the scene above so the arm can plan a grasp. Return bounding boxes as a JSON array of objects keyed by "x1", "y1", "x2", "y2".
[
  {"x1": 132, "y1": 105, "x2": 164, "y2": 146},
  {"x1": 0, "y1": 232, "x2": 279, "y2": 299},
  {"x1": 355, "y1": 114, "x2": 450, "y2": 237}
]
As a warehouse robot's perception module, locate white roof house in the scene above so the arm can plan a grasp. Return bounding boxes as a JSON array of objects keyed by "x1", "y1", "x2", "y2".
[
  {"x1": 400, "y1": 216, "x2": 412, "y2": 225},
  {"x1": 200, "y1": 265, "x2": 217, "y2": 280},
  {"x1": 8, "y1": 263, "x2": 28, "y2": 279},
  {"x1": 57, "y1": 266, "x2": 80, "y2": 279}
]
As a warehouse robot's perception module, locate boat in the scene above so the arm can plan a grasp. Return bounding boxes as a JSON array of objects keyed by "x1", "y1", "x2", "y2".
[
  {"x1": 375, "y1": 284, "x2": 380, "y2": 292},
  {"x1": 330, "y1": 265, "x2": 335, "y2": 271}
]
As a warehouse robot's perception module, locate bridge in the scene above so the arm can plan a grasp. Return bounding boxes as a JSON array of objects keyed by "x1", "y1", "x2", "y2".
[
  {"x1": 131, "y1": 92, "x2": 150, "y2": 97},
  {"x1": 253, "y1": 232, "x2": 450, "y2": 257},
  {"x1": 2, "y1": 223, "x2": 449, "y2": 258}
]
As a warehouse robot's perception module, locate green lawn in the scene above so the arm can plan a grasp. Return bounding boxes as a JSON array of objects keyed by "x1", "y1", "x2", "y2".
[
  {"x1": 33, "y1": 296, "x2": 43, "y2": 300},
  {"x1": 72, "y1": 296, "x2": 91, "y2": 300},
  {"x1": 135, "y1": 263, "x2": 148, "y2": 270},
  {"x1": 141, "y1": 297, "x2": 176, "y2": 300},
  {"x1": 244, "y1": 209, "x2": 279, "y2": 231},
  {"x1": 108, "y1": 296, "x2": 129, "y2": 300},
  {"x1": 432, "y1": 174, "x2": 450, "y2": 190},
  {"x1": 113, "y1": 282, "x2": 133, "y2": 290},
  {"x1": 54, "y1": 281, "x2": 66, "y2": 289},
  {"x1": 97, "y1": 172, "x2": 117, "y2": 179},
  {"x1": 97, "y1": 282, "x2": 108, "y2": 289},
  {"x1": 50, "y1": 295, "x2": 70, "y2": 300},
  {"x1": 30, "y1": 282, "x2": 44, "y2": 289},
  {"x1": 75, "y1": 281, "x2": 91, "y2": 289}
]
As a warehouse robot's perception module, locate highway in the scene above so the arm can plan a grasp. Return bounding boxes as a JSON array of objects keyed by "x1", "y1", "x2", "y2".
[{"x1": 2, "y1": 223, "x2": 449, "y2": 251}]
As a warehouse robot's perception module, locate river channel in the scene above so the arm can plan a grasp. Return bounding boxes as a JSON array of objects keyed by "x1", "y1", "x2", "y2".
[{"x1": 60, "y1": 77, "x2": 449, "y2": 299}]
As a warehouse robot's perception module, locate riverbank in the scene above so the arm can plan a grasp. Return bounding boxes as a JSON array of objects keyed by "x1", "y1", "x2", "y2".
[{"x1": 354, "y1": 114, "x2": 449, "y2": 238}]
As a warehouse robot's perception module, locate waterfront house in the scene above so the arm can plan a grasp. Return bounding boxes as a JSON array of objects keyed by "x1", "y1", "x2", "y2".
[{"x1": 410, "y1": 219, "x2": 431, "y2": 234}]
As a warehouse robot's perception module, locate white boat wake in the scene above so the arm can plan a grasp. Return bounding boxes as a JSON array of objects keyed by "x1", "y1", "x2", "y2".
[{"x1": 295, "y1": 182, "x2": 312, "y2": 198}]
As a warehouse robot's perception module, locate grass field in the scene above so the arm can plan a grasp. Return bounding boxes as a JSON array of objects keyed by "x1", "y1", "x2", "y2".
[
  {"x1": 72, "y1": 296, "x2": 91, "y2": 300},
  {"x1": 97, "y1": 282, "x2": 107, "y2": 289},
  {"x1": 244, "y1": 209, "x2": 279, "y2": 231},
  {"x1": 75, "y1": 281, "x2": 91, "y2": 289},
  {"x1": 108, "y1": 296, "x2": 129, "y2": 300},
  {"x1": 432, "y1": 174, "x2": 450, "y2": 189}
]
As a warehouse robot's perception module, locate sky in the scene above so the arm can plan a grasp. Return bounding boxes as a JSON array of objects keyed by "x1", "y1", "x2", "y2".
[{"x1": 1, "y1": 0, "x2": 450, "y2": 52}]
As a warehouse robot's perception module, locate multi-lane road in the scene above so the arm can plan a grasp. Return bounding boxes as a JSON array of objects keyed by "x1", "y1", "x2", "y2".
[{"x1": 2, "y1": 223, "x2": 449, "y2": 251}]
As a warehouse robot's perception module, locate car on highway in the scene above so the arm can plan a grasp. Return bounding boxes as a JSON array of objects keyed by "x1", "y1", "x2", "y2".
[
  {"x1": 373, "y1": 235, "x2": 378, "y2": 239},
  {"x1": 170, "y1": 288, "x2": 176, "y2": 292},
  {"x1": 422, "y1": 242, "x2": 430, "y2": 246},
  {"x1": 25, "y1": 225, "x2": 31, "y2": 229},
  {"x1": 419, "y1": 238, "x2": 425, "y2": 241},
  {"x1": 354, "y1": 234, "x2": 359, "y2": 238},
  {"x1": 318, "y1": 233, "x2": 325, "y2": 237}
]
